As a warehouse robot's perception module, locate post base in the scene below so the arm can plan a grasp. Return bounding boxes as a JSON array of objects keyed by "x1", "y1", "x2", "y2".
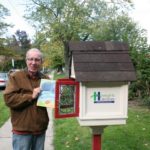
[{"x1": 90, "y1": 126, "x2": 107, "y2": 150}]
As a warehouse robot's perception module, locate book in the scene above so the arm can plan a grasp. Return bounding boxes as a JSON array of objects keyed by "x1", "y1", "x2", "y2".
[{"x1": 37, "y1": 79, "x2": 56, "y2": 108}]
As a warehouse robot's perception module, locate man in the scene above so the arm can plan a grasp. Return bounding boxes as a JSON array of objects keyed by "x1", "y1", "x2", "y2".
[{"x1": 3, "y1": 48, "x2": 49, "y2": 150}]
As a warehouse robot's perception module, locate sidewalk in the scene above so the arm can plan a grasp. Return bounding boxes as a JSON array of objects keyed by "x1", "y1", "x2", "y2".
[{"x1": 0, "y1": 108, "x2": 54, "y2": 150}]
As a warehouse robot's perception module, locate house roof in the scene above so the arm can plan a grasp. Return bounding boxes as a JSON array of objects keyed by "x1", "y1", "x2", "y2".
[{"x1": 69, "y1": 41, "x2": 136, "y2": 82}]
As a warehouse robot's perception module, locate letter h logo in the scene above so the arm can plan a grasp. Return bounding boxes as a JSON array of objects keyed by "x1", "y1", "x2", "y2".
[{"x1": 91, "y1": 91, "x2": 101, "y2": 103}]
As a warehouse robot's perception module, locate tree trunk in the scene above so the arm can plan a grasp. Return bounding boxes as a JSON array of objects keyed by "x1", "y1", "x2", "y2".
[{"x1": 63, "y1": 41, "x2": 70, "y2": 77}]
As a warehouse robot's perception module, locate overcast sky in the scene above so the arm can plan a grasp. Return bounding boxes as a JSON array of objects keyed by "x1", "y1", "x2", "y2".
[
  {"x1": 0, "y1": 0, "x2": 35, "y2": 38},
  {"x1": 1, "y1": 0, "x2": 150, "y2": 43},
  {"x1": 131, "y1": 0, "x2": 150, "y2": 44}
]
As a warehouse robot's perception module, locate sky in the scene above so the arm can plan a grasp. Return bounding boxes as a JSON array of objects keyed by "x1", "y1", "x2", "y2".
[
  {"x1": 131, "y1": 0, "x2": 150, "y2": 44},
  {"x1": 0, "y1": 0, "x2": 35, "y2": 39},
  {"x1": 0, "y1": 0, "x2": 150, "y2": 43}
]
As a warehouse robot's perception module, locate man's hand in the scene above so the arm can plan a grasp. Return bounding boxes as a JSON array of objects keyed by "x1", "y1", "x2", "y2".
[{"x1": 32, "y1": 87, "x2": 41, "y2": 99}]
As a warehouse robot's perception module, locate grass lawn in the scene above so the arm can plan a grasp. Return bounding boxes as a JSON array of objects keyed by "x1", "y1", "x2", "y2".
[
  {"x1": 54, "y1": 104, "x2": 150, "y2": 150},
  {"x1": 0, "y1": 92, "x2": 10, "y2": 127},
  {"x1": 53, "y1": 72, "x2": 66, "y2": 80}
]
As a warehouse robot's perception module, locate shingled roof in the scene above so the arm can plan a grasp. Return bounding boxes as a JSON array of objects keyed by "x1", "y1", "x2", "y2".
[{"x1": 69, "y1": 41, "x2": 136, "y2": 82}]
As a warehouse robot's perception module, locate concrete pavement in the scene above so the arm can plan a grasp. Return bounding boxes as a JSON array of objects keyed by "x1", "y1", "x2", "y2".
[{"x1": 0, "y1": 108, "x2": 54, "y2": 150}]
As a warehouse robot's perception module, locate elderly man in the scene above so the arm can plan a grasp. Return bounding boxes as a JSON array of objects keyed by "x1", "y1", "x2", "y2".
[{"x1": 4, "y1": 48, "x2": 49, "y2": 150}]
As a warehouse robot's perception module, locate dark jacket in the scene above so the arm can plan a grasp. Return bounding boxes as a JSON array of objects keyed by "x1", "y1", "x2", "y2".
[{"x1": 3, "y1": 69, "x2": 49, "y2": 132}]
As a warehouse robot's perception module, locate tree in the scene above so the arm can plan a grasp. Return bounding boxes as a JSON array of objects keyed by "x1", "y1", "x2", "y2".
[
  {"x1": 15, "y1": 30, "x2": 31, "y2": 55},
  {"x1": 0, "y1": 4, "x2": 16, "y2": 71},
  {"x1": 14, "y1": 0, "x2": 150, "y2": 103},
  {"x1": 33, "y1": 32, "x2": 64, "y2": 72},
  {"x1": 43, "y1": 40, "x2": 64, "y2": 73},
  {"x1": 0, "y1": 4, "x2": 12, "y2": 36},
  {"x1": 0, "y1": 31, "x2": 30, "y2": 71},
  {"x1": 25, "y1": 0, "x2": 133, "y2": 75},
  {"x1": 90, "y1": 14, "x2": 150, "y2": 102},
  {"x1": 0, "y1": 3, "x2": 12, "y2": 54}
]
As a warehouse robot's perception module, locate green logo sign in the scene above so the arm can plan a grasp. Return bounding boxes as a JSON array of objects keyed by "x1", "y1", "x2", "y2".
[{"x1": 91, "y1": 91, "x2": 115, "y2": 103}]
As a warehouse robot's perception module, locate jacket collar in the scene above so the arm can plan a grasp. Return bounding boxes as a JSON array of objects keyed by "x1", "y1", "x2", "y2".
[{"x1": 24, "y1": 68, "x2": 43, "y2": 79}]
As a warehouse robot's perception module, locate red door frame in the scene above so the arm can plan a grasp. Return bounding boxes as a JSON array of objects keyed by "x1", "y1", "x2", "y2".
[{"x1": 55, "y1": 78, "x2": 80, "y2": 118}]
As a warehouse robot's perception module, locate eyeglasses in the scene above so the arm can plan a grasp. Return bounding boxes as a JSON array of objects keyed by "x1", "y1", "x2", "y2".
[{"x1": 26, "y1": 58, "x2": 42, "y2": 62}]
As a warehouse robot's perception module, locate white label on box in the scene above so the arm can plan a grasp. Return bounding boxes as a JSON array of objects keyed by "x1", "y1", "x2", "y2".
[{"x1": 91, "y1": 91, "x2": 116, "y2": 103}]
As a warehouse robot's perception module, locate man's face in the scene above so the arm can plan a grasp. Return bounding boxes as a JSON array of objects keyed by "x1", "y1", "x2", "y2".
[{"x1": 26, "y1": 51, "x2": 42, "y2": 73}]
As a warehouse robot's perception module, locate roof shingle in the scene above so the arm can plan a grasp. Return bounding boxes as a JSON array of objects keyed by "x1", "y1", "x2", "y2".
[{"x1": 69, "y1": 41, "x2": 136, "y2": 82}]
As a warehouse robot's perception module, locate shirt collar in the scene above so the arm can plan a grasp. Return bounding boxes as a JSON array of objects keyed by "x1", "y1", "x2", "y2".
[{"x1": 24, "y1": 68, "x2": 42, "y2": 79}]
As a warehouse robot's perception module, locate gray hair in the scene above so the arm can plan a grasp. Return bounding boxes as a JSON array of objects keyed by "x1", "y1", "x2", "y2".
[{"x1": 26, "y1": 48, "x2": 43, "y2": 61}]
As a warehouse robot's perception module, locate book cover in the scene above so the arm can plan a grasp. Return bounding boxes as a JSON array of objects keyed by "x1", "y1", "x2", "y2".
[{"x1": 37, "y1": 79, "x2": 56, "y2": 108}]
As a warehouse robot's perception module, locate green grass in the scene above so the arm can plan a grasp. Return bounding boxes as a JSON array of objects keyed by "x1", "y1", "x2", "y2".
[
  {"x1": 54, "y1": 106, "x2": 150, "y2": 150},
  {"x1": 0, "y1": 92, "x2": 10, "y2": 127},
  {"x1": 53, "y1": 72, "x2": 66, "y2": 80},
  {"x1": 54, "y1": 118, "x2": 91, "y2": 150},
  {"x1": 103, "y1": 107, "x2": 150, "y2": 150}
]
